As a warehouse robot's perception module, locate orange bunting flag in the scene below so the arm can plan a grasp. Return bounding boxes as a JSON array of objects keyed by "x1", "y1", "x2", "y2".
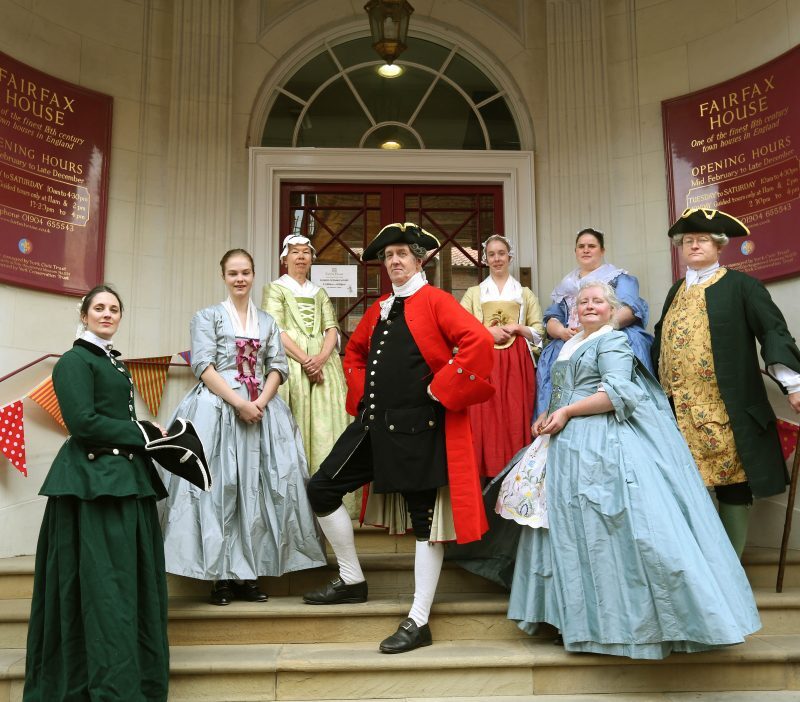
[
  {"x1": 0, "y1": 401, "x2": 27, "y2": 476},
  {"x1": 777, "y1": 419, "x2": 799, "y2": 461},
  {"x1": 28, "y1": 377, "x2": 66, "y2": 429},
  {"x1": 127, "y1": 357, "x2": 172, "y2": 417}
]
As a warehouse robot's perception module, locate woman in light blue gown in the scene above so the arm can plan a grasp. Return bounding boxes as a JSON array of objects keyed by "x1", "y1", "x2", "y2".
[
  {"x1": 161, "y1": 249, "x2": 326, "y2": 606},
  {"x1": 536, "y1": 228, "x2": 653, "y2": 415},
  {"x1": 502, "y1": 279, "x2": 760, "y2": 659}
]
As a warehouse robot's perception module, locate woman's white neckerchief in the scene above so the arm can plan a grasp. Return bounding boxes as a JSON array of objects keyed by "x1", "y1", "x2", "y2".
[
  {"x1": 222, "y1": 297, "x2": 260, "y2": 338},
  {"x1": 379, "y1": 271, "x2": 428, "y2": 320},
  {"x1": 557, "y1": 324, "x2": 613, "y2": 361},
  {"x1": 479, "y1": 275, "x2": 523, "y2": 304},
  {"x1": 273, "y1": 273, "x2": 320, "y2": 297},
  {"x1": 551, "y1": 263, "x2": 626, "y2": 328}
]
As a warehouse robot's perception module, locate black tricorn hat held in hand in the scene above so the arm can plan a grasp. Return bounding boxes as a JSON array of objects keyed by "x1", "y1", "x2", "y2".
[
  {"x1": 137, "y1": 418, "x2": 212, "y2": 491},
  {"x1": 667, "y1": 208, "x2": 750, "y2": 238}
]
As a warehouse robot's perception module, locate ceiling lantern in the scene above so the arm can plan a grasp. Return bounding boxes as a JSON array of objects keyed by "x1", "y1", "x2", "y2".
[{"x1": 364, "y1": 0, "x2": 414, "y2": 65}]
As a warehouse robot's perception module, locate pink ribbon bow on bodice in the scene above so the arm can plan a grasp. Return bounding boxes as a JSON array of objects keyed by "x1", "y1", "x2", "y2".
[{"x1": 235, "y1": 338, "x2": 262, "y2": 402}]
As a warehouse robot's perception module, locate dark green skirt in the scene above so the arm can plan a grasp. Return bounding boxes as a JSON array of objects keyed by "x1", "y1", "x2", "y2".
[{"x1": 23, "y1": 496, "x2": 169, "y2": 701}]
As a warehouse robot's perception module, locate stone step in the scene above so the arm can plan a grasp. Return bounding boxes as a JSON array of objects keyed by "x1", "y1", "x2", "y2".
[
  {"x1": 0, "y1": 553, "x2": 503, "y2": 601},
  {"x1": 739, "y1": 546, "x2": 800, "y2": 589},
  {"x1": 2, "y1": 635, "x2": 799, "y2": 701},
  {"x1": 0, "y1": 592, "x2": 532, "y2": 649},
  {"x1": 0, "y1": 588, "x2": 797, "y2": 649},
  {"x1": 169, "y1": 555, "x2": 505, "y2": 599},
  {"x1": 1, "y1": 546, "x2": 796, "y2": 600}
]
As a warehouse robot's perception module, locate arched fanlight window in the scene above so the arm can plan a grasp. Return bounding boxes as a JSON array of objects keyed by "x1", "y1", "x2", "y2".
[{"x1": 261, "y1": 36, "x2": 520, "y2": 150}]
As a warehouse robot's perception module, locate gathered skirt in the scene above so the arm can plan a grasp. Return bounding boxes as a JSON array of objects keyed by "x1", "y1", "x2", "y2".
[
  {"x1": 24, "y1": 496, "x2": 169, "y2": 701},
  {"x1": 507, "y1": 407, "x2": 761, "y2": 659},
  {"x1": 468, "y1": 336, "x2": 535, "y2": 477},
  {"x1": 160, "y1": 382, "x2": 326, "y2": 580}
]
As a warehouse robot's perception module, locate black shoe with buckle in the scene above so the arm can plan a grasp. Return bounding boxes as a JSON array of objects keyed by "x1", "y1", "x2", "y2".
[
  {"x1": 379, "y1": 617, "x2": 432, "y2": 654},
  {"x1": 231, "y1": 579, "x2": 268, "y2": 602},
  {"x1": 302, "y1": 577, "x2": 368, "y2": 605},
  {"x1": 209, "y1": 580, "x2": 234, "y2": 606}
]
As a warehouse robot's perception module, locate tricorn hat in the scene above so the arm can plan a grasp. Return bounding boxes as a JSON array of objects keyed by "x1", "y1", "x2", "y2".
[
  {"x1": 667, "y1": 208, "x2": 749, "y2": 238},
  {"x1": 361, "y1": 222, "x2": 440, "y2": 261},
  {"x1": 137, "y1": 418, "x2": 212, "y2": 491}
]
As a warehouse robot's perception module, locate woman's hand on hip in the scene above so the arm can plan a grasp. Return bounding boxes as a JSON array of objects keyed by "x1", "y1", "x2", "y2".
[{"x1": 788, "y1": 391, "x2": 800, "y2": 413}]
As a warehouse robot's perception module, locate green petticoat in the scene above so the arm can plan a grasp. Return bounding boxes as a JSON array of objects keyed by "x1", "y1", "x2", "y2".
[{"x1": 23, "y1": 495, "x2": 169, "y2": 701}]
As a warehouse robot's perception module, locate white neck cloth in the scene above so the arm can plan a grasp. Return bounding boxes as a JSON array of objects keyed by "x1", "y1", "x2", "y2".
[
  {"x1": 379, "y1": 271, "x2": 428, "y2": 320},
  {"x1": 222, "y1": 297, "x2": 260, "y2": 338},
  {"x1": 273, "y1": 274, "x2": 320, "y2": 297}
]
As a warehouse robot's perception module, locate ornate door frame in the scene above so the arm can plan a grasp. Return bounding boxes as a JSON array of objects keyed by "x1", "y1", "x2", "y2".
[{"x1": 248, "y1": 148, "x2": 536, "y2": 297}]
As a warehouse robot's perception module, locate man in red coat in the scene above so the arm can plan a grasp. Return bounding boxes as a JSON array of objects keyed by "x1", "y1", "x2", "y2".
[{"x1": 303, "y1": 222, "x2": 495, "y2": 653}]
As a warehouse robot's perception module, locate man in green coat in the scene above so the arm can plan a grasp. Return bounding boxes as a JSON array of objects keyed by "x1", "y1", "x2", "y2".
[{"x1": 652, "y1": 208, "x2": 800, "y2": 557}]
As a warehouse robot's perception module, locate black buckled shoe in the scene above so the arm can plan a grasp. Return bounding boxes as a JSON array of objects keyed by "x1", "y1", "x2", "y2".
[
  {"x1": 379, "y1": 617, "x2": 432, "y2": 654},
  {"x1": 209, "y1": 580, "x2": 234, "y2": 606},
  {"x1": 231, "y1": 579, "x2": 268, "y2": 602},
  {"x1": 302, "y1": 577, "x2": 368, "y2": 605}
]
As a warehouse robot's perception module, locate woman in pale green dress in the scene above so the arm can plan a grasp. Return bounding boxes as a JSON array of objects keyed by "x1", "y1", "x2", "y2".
[{"x1": 262, "y1": 235, "x2": 358, "y2": 515}]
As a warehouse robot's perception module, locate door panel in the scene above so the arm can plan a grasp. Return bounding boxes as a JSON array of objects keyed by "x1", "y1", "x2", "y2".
[
  {"x1": 398, "y1": 185, "x2": 503, "y2": 302},
  {"x1": 279, "y1": 182, "x2": 503, "y2": 350}
]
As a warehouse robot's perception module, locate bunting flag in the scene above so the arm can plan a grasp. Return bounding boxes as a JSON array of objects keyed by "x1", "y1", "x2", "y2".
[
  {"x1": 778, "y1": 418, "x2": 800, "y2": 461},
  {"x1": 0, "y1": 401, "x2": 27, "y2": 476},
  {"x1": 127, "y1": 356, "x2": 172, "y2": 417},
  {"x1": 28, "y1": 377, "x2": 66, "y2": 429},
  {"x1": 178, "y1": 350, "x2": 192, "y2": 366}
]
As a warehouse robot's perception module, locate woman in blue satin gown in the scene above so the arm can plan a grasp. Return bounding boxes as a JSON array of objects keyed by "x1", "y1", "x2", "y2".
[
  {"x1": 535, "y1": 228, "x2": 653, "y2": 416},
  {"x1": 504, "y1": 279, "x2": 760, "y2": 659},
  {"x1": 160, "y1": 249, "x2": 326, "y2": 606}
]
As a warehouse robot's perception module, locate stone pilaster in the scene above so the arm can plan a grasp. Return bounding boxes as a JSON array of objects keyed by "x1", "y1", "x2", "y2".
[
  {"x1": 544, "y1": 0, "x2": 612, "y2": 277},
  {"x1": 161, "y1": 0, "x2": 234, "y2": 350}
]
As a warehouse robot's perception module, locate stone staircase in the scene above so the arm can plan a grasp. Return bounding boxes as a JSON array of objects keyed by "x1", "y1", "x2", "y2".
[{"x1": 1, "y1": 527, "x2": 800, "y2": 701}]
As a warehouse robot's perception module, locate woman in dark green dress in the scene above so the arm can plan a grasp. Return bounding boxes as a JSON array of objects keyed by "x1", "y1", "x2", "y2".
[{"x1": 24, "y1": 285, "x2": 170, "y2": 701}]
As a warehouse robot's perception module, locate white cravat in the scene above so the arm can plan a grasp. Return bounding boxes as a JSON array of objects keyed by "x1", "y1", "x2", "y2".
[
  {"x1": 684, "y1": 262, "x2": 720, "y2": 288},
  {"x1": 379, "y1": 271, "x2": 428, "y2": 320},
  {"x1": 684, "y1": 263, "x2": 800, "y2": 393}
]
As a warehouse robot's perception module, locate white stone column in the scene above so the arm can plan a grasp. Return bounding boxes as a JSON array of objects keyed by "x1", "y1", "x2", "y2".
[
  {"x1": 161, "y1": 0, "x2": 234, "y2": 350},
  {"x1": 544, "y1": 0, "x2": 613, "y2": 277}
]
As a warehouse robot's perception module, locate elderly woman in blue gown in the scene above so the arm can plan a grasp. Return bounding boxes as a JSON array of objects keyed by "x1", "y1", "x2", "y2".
[
  {"x1": 499, "y1": 279, "x2": 760, "y2": 659},
  {"x1": 536, "y1": 228, "x2": 653, "y2": 415}
]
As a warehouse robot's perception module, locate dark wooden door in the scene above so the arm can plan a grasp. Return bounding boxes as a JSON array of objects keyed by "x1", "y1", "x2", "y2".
[{"x1": 280, "y1": 182, "x2": 503, "y2": 347}]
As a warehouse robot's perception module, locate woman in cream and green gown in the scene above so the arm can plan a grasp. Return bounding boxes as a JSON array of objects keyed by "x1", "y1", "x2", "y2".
[{"x1": 263, "y1": 235, "x2": 359, "y2": 516}]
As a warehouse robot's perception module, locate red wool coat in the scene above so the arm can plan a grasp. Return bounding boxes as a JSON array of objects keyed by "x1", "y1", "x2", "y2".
[{"x1": 344, "y1": 284, "x2": 495, "y2": 544}]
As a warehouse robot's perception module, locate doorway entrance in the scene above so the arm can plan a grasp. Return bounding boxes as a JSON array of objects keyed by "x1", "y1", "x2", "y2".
[{"x1": 279, "y1": 182, "x2": 503, "y2": 345}]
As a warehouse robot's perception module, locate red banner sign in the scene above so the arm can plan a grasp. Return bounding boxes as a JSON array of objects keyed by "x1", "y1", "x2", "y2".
[
  {"x1": 662, "y1": 46, "x2": 800, "y2": 283},
  {"x1": 0, "y1": 51, "x2": 112, "y2": 296}
]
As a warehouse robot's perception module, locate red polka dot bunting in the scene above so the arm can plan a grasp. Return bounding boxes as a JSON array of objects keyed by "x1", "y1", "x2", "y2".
[
  {"x1": 0, "y1": 401, "x2": 26, "y2": 476},
  {"x1": 777, "y1": 419, "x2": 799, "y2": 461}
]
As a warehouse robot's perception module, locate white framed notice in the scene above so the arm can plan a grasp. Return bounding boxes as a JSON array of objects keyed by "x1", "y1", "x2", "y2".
[{"x1": 310, "y1": 264, "x2": 358, "y2": 297}]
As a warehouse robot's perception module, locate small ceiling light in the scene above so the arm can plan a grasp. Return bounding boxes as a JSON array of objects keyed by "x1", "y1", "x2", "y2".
[
  {"x1": 381, "y1": 140, "x2": 402, "y2": 150},
  {"x1": 377, "y1": 63, "x2": 404, "y2": 78},
  {"x1": 364, "y1": 0, "x2": 414, "y2": 65}
]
